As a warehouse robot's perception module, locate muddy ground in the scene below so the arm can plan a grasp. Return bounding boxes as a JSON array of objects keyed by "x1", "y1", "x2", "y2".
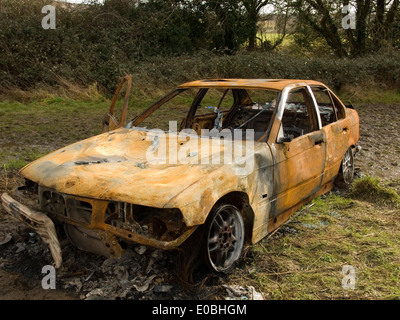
[{"x1": 0, "y1": 102, "x2": 399, "y2": 300}]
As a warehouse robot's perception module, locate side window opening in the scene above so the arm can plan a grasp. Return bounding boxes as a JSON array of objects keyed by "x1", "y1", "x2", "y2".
[
  {"x1": 133, "y1": 89, "x2": 191, "y2": 131},
  {"x1": 188, "y1": 88, "x2": 236, "y2": 134},
  {"x1": 329, "y1": 92, "x2": 346, "y2": 120},
  {"x1": 277, "y1": 88, "x2": 318, "y2": 143},
  {"x1": 187, "y1": 88, "x2": 279, "y2": 141},
  {"x1": 311, "y1": 86, "x2": 339, "y2": 126},
  {"x1": 223, "y1": 89, "x2": 279, "y2": 141}
]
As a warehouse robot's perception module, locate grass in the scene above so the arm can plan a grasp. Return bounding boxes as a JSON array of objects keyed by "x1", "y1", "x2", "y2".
[
  {"x1": 248, "y1": 32, "x2": 295, "y2": 48},
  {"x1": 339, "y1": 86, "x2": 400, "y2": 105},
  {"x1": 350, "y1": 176, "x2": 400, "y2": 206},
  {"x1": 0, "y1": 149, "x2": 50, "y2": 170},
  {"x1": 230, "y1": 190, "x2": 400, "y2": 299},
  {"x1": 0, "y1": 96, "x2": 109, "y2": 170}
]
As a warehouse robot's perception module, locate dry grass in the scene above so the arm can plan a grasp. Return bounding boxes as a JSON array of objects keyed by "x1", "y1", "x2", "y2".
[{"x1": 0, "y1": 78, "x2": 106, "y2": 104}]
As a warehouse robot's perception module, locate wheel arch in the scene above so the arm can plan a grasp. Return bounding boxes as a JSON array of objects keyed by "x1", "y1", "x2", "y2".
[{"x1": 213, "y1": 191, "x2": 255, "y2": 245}]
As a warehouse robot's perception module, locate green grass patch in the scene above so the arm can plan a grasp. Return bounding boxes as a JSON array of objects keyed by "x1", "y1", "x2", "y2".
[
  {"x1": 0, "y1": 97, "x2": 111, "y2": 170},
  {"x1": 339, "y1": 87, "x2": 400, "y2": 105},
  {"x1": 350, "y1": 176, "x2": 400, "y2": 206},
  {"x1": 0, "y1": 148, "x2": 51, "y2": 170}
]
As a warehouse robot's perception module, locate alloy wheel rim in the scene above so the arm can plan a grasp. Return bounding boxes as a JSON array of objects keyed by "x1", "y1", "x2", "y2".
[
  {"x1": 207, "y1": 206, "x2": 244, "y2": 272},
  {"x1": 342, "y1": 149, "x2": 354, "y2": 184}
]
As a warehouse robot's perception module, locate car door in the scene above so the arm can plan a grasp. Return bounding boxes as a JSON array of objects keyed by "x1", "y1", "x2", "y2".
[
  {"x1": 268, "y1": 86, "x2": 326, "y2": 228},
  {"x1": 309, "y1": 86, "x2": 351, "y2": 186},
  {"x1": 102, "y1": 75, "x2": 132, "y2": 132}
]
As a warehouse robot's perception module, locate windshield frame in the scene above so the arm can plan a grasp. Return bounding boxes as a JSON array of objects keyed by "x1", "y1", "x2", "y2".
[{"x1": 126, "y1": 86, "x2": 282, "y2": 143}]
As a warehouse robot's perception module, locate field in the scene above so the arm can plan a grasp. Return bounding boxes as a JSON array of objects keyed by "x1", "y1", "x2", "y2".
[{"x1": 0, "y1": 86, "x2": 399, "y2": 300}]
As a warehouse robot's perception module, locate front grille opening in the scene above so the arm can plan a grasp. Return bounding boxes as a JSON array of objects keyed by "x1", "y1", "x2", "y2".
[
  {"x1": 18, "y1": 179, "x2": 38, "y2": 194},
  {"x1": 66, "y1": 198, "x2": 92, "y2": 224},
  {"x1": 41, "y1": 190, "x2": 67, "y2": 217},
  {"x1": 105, "y1": 202, "x2": 145, "y2": 235},
  {"x1": 39, "y1": 188, "x2": 93, "y2": 225}
]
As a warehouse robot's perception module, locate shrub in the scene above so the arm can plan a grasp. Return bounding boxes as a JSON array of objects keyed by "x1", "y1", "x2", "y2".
[{"x1": 0, "y1": 0, "x2": 399, "y2": 94}]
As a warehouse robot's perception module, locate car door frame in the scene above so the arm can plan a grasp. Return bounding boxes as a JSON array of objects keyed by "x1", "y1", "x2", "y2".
[
  {"x1": 308, "y1": 85, "x2": 352, "y2": 187},
  {"x1": 266, "y1": 83, "x2": 326, "y2": 231}
]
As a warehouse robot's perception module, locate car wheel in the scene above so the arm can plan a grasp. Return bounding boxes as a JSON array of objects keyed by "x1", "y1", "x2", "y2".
[
  {"x1": 338, "y1": 147, "x2": 355, "y2": 185},
  {"x1": 204, "y1": 204, "x2": 245, "y2": 273}
]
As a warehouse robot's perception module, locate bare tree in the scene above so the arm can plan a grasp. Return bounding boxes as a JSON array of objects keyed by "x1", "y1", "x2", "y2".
[{"x1": 292, "y1": 0, "x2": 400, "y2": 57}]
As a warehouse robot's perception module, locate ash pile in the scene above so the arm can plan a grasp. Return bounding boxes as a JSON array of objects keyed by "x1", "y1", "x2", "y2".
[{"x1": 0, "y1": 226, "x2": 186, "y2": 300}]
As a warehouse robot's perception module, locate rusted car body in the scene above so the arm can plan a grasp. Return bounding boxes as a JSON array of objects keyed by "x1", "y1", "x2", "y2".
[{"x1": 1, "y1": 78, "x2": 359, "y2": 272}]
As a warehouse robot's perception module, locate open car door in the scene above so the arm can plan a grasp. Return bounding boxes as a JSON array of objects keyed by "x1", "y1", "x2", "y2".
[{"x1": 102, "y1": 75, "x2": 132, "y2": 132}]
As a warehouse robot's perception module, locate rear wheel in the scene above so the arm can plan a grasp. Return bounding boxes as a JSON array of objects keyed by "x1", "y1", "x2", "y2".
[
  {"x1": 338, "y1": 147, "x2": 355, "y2": 185},
  {"x1": 204, "y1": 204, "x2": 245, "y2": 273}
]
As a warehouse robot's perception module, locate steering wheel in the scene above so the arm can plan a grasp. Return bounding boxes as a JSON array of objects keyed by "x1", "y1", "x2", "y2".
[{"x1": 102, "y1": 75, "x2": 132, "y2": 133}]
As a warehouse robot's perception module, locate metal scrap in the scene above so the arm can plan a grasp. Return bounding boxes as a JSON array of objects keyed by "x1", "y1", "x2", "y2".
[
  {"x1": 0, "y1": 233, "x2": 12, "y2": 246},
  {"x1": 223, "y1": 285, "x2": 264, "y2": 300}
]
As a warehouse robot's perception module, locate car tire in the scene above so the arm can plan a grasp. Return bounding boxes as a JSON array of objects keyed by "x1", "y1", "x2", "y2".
[
  {"x1": 203, "y1": 204, "x2": 245, "y2": 273},
  {"x1": 337, "y1": 147, "x2": 355, "y2": 185}
]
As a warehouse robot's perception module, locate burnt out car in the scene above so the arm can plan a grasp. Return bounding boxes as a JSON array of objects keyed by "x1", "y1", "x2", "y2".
[{"x1": 1, "y1": 77, "x2": 359, "y2": 273}]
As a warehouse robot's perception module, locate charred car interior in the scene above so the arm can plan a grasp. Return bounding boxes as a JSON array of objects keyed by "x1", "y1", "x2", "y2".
[{"x1": 1, "y1": 78, "x2": 359, "y2": 273}]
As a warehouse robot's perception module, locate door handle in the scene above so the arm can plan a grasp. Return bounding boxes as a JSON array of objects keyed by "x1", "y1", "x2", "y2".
[
  {"x1": 309, "y1": 132, "x2": 325, "y2": 145},
  {"x1": 314, "y1": 139, "x2": 324, "y2": 145}
]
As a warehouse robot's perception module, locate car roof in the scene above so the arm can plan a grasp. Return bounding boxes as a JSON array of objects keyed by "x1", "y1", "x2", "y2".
[{"x1": 178, "y1": 79, "x2": 325, "y2": 91}]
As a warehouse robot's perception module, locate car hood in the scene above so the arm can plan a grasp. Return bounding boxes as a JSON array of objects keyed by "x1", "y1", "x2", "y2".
[{"x1": 20, "y1": 128, "x2": 249, "y2": 208}]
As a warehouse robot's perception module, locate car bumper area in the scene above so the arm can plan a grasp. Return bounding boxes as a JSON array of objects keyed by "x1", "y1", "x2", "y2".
[
  {"x1": 1, "y1": 190, "x2": 199, "y2": 268},
  {"x1": 1, "y1": 193, "x2": 62, "y2": 268}
]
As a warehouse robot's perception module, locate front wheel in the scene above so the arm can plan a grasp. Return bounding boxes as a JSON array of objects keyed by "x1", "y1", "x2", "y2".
[{"x1": 204, "y1": 204, "x2": 245, "y2": 273}]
